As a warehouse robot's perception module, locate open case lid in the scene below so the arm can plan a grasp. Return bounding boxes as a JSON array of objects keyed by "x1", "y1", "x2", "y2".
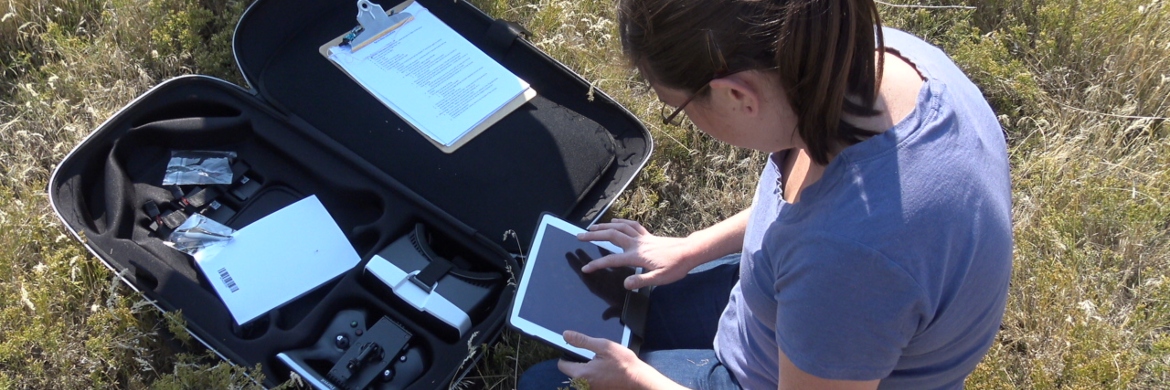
[{"x1": 232, "y1": 0, "x2": 652, "y2": 249}]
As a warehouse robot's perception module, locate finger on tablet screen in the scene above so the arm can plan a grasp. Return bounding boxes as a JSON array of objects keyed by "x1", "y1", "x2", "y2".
[
  {"x1": 577, "y1": 229, "x2": 633, "y2": 248},
  {"x1": 610, "y1": 219, "x2": 650, "y2": 235},
  {"x1": 580, "y1": 252, "x2": 633, "y2": 272},
  {"x1": 589, "y1": 222, "x2": 642, "y2": 238}
]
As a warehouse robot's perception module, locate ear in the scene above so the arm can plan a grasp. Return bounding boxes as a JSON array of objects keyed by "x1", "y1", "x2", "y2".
[{"x1": 708, "y1": 74, "x2": 761, "y2": 116}]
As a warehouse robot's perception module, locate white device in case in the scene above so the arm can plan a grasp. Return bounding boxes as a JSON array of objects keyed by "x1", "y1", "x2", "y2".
[{"x1": 366, "y1": 255, "x2": 472, "y2": 336}]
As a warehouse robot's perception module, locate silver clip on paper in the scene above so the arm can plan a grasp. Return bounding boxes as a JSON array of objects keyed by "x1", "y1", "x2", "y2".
[{"x1": 346, "y1": 0, "x2": 414, "y2": 52}]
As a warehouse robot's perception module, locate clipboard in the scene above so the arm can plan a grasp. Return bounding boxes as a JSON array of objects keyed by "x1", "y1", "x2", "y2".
[
  {"x1": 318, "y1": 0, "x2": 537, "y2": 154},
  {"x1": 317, "y1": 0, "x2": 416, "y2": 56}
]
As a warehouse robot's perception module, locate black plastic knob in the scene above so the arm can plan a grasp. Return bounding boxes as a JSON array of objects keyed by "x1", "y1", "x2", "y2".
[{"x1": 380, "y1": 368, "x2": 396, "y2": 382}]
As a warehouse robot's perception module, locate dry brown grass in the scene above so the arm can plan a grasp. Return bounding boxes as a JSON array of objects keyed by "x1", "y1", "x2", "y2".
[{"x1": 2, "y1": 0, "x2": 1170, "y2": 388}]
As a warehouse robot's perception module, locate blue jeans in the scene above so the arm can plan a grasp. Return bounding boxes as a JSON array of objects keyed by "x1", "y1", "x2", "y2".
[{"x1": 517, "y1": 254, "x2": 743, "y2": 389}]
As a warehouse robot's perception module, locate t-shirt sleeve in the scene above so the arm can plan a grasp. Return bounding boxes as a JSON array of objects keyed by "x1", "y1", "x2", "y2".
[{"x1": 771, "y1": 232, "x2": 928, "y2": 380}]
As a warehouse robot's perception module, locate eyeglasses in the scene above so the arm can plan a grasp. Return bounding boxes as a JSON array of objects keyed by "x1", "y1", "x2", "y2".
[
  {"x1": 660, "y1": 67, "x2": 756, "y2": 126},
  {"x1": 659, "y1": 83, "x2": 711, "y2": 126},
  {"x1": 660, "y1": 30, "x2": 742, "y2": 127}
]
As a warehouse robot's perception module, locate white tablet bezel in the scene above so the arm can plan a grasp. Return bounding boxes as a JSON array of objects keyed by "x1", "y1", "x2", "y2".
[{"x1": 509, "y1": 214, "x2": 637, "y2": 360}]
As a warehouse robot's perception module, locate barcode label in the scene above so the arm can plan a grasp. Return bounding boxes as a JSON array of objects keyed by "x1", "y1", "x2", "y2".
[{"x1": 217, "y1": 267, "x2": 239, "y2": 293}]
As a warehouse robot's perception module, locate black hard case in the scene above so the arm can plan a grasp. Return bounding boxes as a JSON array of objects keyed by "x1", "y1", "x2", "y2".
[{"x1": 47, "y1": 0, "x2": 652, "y2": 387}]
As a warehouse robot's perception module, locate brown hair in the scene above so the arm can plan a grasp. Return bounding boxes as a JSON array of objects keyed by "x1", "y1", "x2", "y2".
[{"x1": 618, "y1": 0, "x2": 885, "y2": 165}]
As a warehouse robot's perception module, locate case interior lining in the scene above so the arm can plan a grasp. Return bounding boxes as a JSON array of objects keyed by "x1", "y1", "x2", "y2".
[{"x1": 52, "y1": 80, "x2": 520, "y2": 386}]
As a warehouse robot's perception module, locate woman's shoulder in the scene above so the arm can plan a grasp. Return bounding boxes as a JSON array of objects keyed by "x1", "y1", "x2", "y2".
[
  {"x1": 881, "y1": 28, "x2": 950, "y2": 75},
  {"x1": 881, "y1": 27, "x2": 996, "y2": 115}
]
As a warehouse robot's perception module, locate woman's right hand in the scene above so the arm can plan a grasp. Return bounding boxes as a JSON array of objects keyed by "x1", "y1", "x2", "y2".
[{"x1": 576, "y1": 219, "x2": 699, "y2": 290}]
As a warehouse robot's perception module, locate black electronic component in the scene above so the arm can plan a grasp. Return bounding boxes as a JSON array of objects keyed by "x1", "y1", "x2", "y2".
[
  {"x1": 325, "y1": 317, "x2": 411, "y2": 388},
  {"x1": 230, "y1": 160, "x2": 251, "y2": 181},
  {"x1": 160, "y1": 210, "x2": 188, "y2": 230},
  {"x1": 177, "y1": 186, "x2": 221, "y2": 210},
  {"x1": 276, "y1": 309, "x2": 425, "y2": 390},
  {"x1": 200, "y1": 200, "x2": 237, "y2": 224},
  {"x1": 144, "y1": 200, "x2": 163, "y2": 231},
  {"x1": 230, "y1": 175, "x2": 263, "y2": 201}
]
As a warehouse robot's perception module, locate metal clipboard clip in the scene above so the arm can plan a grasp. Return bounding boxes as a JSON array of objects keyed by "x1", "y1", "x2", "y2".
[{"x1": 342, "y1": 0, "x2": 415, "y2": 52}]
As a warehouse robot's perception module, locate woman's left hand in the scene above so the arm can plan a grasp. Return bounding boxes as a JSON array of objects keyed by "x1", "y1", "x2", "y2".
[{"x1": 557, "y1": 331, "x2": 686, "y2": 390}]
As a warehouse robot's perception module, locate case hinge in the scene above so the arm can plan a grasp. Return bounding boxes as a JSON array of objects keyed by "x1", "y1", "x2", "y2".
[{"x1": 485, "y1": 18, "x2": 531, "y2": 55}]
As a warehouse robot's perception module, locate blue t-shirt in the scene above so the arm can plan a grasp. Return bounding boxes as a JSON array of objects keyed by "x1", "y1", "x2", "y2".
[{"x1": 713, "y1": 28, "x2": 1013, "y2": 389}]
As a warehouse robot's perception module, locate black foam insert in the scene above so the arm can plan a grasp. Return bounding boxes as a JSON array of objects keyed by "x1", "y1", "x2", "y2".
[{"x1": 49, "y1": 78, "x2": 520, "y2": 386}]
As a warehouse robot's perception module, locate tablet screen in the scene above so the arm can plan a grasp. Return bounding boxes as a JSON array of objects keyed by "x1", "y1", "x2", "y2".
[{"x1": 516, "y1": 219, "x2": 634, "y2": 346}]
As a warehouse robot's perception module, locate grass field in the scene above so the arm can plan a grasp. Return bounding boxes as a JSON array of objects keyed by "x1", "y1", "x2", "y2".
[{"x1": 2, "y1": 0, "x2": 1170, "y2": 388}]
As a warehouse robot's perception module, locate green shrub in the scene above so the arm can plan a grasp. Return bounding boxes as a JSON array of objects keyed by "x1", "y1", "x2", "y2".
[{"x1": 146, "y1": 0, "x2": 248, "y2": 83}]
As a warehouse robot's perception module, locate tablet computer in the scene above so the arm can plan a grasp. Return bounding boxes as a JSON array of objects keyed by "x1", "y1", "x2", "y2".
[{"x1": 509, "y1": 214, "x2": 640, "y2": 360}]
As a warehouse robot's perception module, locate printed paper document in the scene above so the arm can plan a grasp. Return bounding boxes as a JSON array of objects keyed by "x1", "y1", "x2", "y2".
[{"x1": 326, "y1": 2, "x2": 535, "y2": 152}]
